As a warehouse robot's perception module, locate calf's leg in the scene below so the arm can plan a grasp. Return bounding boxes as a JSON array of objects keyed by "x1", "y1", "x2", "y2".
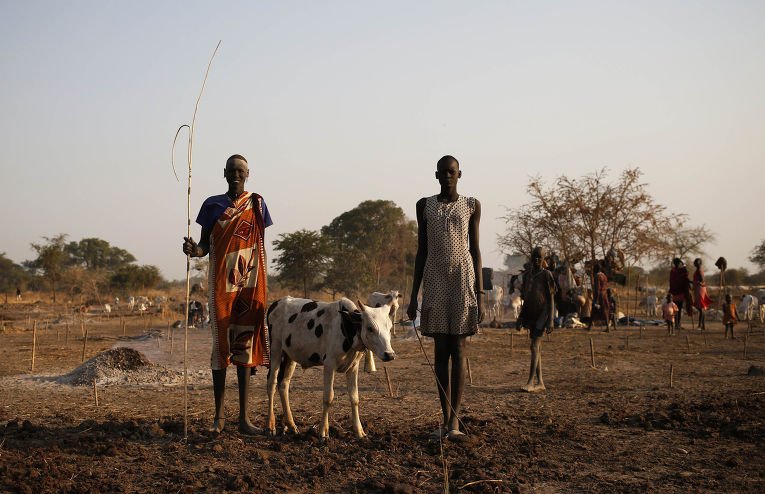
[
  {"x1": 266, "y1": 343, "x2": 283, "y2": 436},
  {"x1": 277, "y1": 359, "x2": 298, "y2": 434},
  {"x1": 346, "y1": 362, "x2": 365, "y2": 438},
  {"x1": 319, "y1": 367, "x2": 336, "y2": 439}
]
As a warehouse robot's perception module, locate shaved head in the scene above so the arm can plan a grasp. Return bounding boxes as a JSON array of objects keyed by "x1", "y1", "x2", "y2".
[{"x1": 226, "y1": 154, "x2": 248, "y2": 168}]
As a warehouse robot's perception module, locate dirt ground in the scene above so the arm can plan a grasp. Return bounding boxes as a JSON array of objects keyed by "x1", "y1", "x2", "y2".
[{"x1": 1, "y1": 300, "x2": 763, "y2": 493}]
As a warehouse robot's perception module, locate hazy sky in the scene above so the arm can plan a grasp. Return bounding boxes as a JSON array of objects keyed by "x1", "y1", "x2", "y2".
[{"x1": 1, "y1": 1, "x2": 763, "y2": 281}]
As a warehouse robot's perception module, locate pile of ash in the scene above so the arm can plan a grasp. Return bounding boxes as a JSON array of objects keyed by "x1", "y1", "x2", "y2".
[{"x1": 57, "y1": 348, "x2": 166, "y2": 386}]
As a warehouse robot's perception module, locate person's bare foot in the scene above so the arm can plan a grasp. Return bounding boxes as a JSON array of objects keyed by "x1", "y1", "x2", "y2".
[
  {"x1": 238, "y1": 418, "x2": 259, "y2": 435},
  {"x1": 208, "y1": 418, "x2": 225, "y2": 434},
  {"x1": 522, "y1": 383, "x2": 545, "y2": 392}
]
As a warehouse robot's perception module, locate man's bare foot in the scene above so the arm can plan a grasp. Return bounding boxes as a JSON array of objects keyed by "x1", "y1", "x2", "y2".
[
  {"x1": 208, "y1": 418, "x2": 225, "y2": 433},
  {"x1": 238, "y1": 418, "x2": 259, "y2": 435}
]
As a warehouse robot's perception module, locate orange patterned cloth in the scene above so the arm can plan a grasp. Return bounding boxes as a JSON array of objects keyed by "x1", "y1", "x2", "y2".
[{"x1": 208, "y1": 192, "x2": 269, "y2": 370}]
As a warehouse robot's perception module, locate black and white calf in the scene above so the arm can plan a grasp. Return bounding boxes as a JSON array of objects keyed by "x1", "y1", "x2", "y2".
[{"x1": 266, "y1": 297, "x2": 396, "y2": 438}]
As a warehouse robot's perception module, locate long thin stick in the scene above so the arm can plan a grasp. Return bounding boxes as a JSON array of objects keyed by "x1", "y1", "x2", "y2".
[
  {"x1": 589, "y1": 338, "x2": 595, "y2": 368},
  {"x1": 384, "y1": 367, "x2": 394, "y2": 398},
  {"x1": 30, "y1": 320, "x2": 37, "y2": 371},
  {"x1": 174, "y1": 40, "x2": 222, "y2": 441},
  {"x1": 670, "y1": 364, "x2": 674, "y2": 388},
  {"x1": 81, "y1": 328, "x2": 89, "y2": 363},
  {"x1": 466, "y1": 358, "x2": 473, "y2": 385}
]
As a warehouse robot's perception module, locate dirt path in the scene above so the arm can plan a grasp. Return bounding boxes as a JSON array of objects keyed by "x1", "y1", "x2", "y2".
[{"x1": 1, "y1": 304, "x2": 763, "y2": 492}]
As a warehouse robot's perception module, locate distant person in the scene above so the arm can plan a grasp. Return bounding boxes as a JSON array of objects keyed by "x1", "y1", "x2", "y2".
[
  {"x1": 517, "y1": 246, "x2": 556, "y2": 392},
  {"x1": 692, "y1": 258, "x2": 714, "y2": 330},
  {"x1": 16, "y1": 287, "x2": 21, "y2": 300},
  {"x1": 588, "y1": 264, "x2": 610, "y2": 331},
  {"x1": 407, "y1": 155, "x2": 483, "y2": 440},
  {"x1": 668, "y1": 258, "x2": 692, "y2": 329},
  {"x1": 182, "y1": 154, "x2": 273, "y2": 435},
  {"x1": 722, "y1": 293, "x2": 738, "y2": 339},
  {"x1": 661, "y1": 294, "x2": 679, "y2": 336}
]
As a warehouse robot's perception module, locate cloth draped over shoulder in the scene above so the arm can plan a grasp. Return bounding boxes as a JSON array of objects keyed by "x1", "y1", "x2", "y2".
[
  {"x1": 693, "y1": 269, "x2": 714, "y2": 310},
  {"x1": 199, "y1": 192, "x2": 270, "y2": 370},
  {"x1": 669, "y1": 267, "x2": 693, "y2": 315}
]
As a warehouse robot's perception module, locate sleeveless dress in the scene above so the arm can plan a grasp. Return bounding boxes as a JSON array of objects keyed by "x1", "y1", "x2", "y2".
[
  {"x1": 420, "y1": 195, "x2": 479, "y2": 336},
  {"x1": 693, "y1": 269, "x2": 714, "y2": 310}
]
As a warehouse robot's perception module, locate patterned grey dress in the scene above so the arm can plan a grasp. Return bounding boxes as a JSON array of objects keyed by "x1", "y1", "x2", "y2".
[{"x1": 420, "y1": 195, "x2": 479, "y2": 336}]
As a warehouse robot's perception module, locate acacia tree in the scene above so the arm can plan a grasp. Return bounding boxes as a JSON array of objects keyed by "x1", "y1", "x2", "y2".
[
  {"x1": 24, "y1": 234, "x2": 69, "y2": 302},
  {"x1": 750, "y1": 240, "x2": 765, "y2": 270},
  {"x1": 0, "y1": 253, "x2": 30, "y2": 298},
  {"x1": 498, "y1": 168, "x2": 680, "y2": 273},
  {"x1": 272, "y1": 229, "x2": 330, "y2": 298},
  {"x1": 65, "y1": 238, "x2": 136, "y2": 270}
]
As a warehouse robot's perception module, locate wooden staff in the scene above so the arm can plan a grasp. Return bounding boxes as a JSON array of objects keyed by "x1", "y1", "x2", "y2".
[
  {"x1": 30, "y1": 320, "x2": 37, "y2": 371},
  {"x1": 384, "y1": 367, "x2": 394, "y2": 398},
  {"x1": 670, "y1": 364, "x2": 674, "y2": 388},
  {"x1": 590, "y1": 338, "x2": 596, "y2": 368},
  {"x1": 172, "y1": 40, "x2": 221, "y2": 441},
  {"x1": 81, "y1": 328, "x2": 89, "y2": 363}
]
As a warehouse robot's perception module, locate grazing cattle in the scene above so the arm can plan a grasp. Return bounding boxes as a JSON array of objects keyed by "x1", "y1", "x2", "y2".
[
  {"x1": 643, "y1": 295, "x2": 659, "y2": 317},
  {"x1": 368, "y1": 290, "x2": 401, "y2": 319},
  {"x1": 507, "y1": 289, "x2": 523, "y2": 320},
  {"x1": 103, "y1": 304, "x2": 111, "y2": 314},
  {"x1": 266, "y1": 297, "x2": 396, "y2": 439},
  {"x1": 127, "y1": 297, "x2": 135, "y2": 310},
  {"x1": 487, "y1": 286, "x2": 504, "y2": 321},
  {"x1": 738, "y1": 295, "x2": 759, "y2": 322}
]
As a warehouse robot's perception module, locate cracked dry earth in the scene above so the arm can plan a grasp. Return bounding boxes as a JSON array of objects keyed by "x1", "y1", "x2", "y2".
[{"x1": 1, "y1": 305, "x2": 763, "y2": 493}]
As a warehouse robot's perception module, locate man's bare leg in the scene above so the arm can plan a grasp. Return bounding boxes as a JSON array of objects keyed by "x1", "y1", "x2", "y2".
[
  {"x1": 534, "y1": 339, "x2": 545, "y2": 391},
  {"x1": 237, "y1": 366, "x2": 259, "y2": 435},
  {"x1": 522, "y1": 337, "x2": 544, "y2": 392},
  {"x1": 211, "y1": 369, "x2": 227, "y2": 433}
]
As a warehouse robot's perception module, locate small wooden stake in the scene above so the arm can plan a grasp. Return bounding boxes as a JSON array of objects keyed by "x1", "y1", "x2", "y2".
[
  {"x1": 81, "y1": 328, "x2": 88, "y2": 362},
  {"x1": 166, "y1": 321, "x2": 171, "y2": 341},
  {"x1": 589, "y1": 338, "x2": 595, "y2": 368},
  {"x1": 65, "y1": 322, "x2": 70, "y2": 345},
  {"x1": 703, "y1": 331, "x2": 707, "y2": 347},
  {"x1": 626, "y1": 335, "x2": 630, "y2": 351},
  {"x1": 170, "y1": 327, "x2": 174, "y2": 355},
  {"x1": 744, "y1": 335, "x2": 749, "y2": 359},
  {"x1": 384, "y1": 366, "x2": 394, "y2": 398},
  {"x1": 81, "y1": 320, "x2": 85, "y2": 338},
  {"x1": 686, "y1": 335, "x2": 691, "y2": 353},
  {"x1": 510, "y1": 333, "x2": 514, "y2": 353},
  {"x1": 670, "y1": 364, "x2": 674, "y2": 388},
  {"x1": 122, "y1": 319, "x2": 126, "y2": 337},
  {"x1": 467, "y1": 357, "x2": 473, "y2": 385},
  {"x1": 56, "y1": 325, "x2": 60, "y2": 343},
  {"x1": 30, "y1": 320, "x2": 37, "y2": 371},
  {"x1": 93, "y1": 379, "x2": 99, "y2": 407}
]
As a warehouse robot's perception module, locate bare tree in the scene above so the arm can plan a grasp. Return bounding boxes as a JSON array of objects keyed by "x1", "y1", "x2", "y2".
[{"x1": 665, "y1": 225, "x2": 716, "y2": 262}]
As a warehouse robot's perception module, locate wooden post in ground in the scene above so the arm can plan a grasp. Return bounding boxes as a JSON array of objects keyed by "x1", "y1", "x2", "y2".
[
  {"x1": 686, "y1": 335, "x2": 691, "y2": 353},
  {"x1": 510, "y1": 333, "x2": 514, "y2": 354},
  {"x1": 80, "y1": 320, "x2": 85, "y2": 338},
  {"x1": 170, "y1": 327, "x2": 174, "y2": 356},
  {"x1": 670, "y1": 364, "x2": 674, "y2": 388},
  {"x1": 626, "y1": 335, "x2": 629, "y2": 351},
  {"x1": 122, "y1": 319, "x2": 126, "y2": 337},
  {"x1": 166, "y1": 321, "x2": 171, "y2": 341},
  {"x1": 93, "y1": 379, "x2": 99, "y2": 407},
  {"x1": 703, "y1": 331, "x2": 707, "y2": 347},
  {"x1": 384, "y1": 367, "x2": 394, "y2": 398},
  {"x1": 466, "y1": 358, "x2": 473, "y2": 385},
  {"x1": 30, "y1": 320, "x2": 37, "y2": 371},
  {"x1": 81, "y1": 328, "x2": 88, "y2": 363},
  {"x1": 56, "y1": 324, "x2": 59, "y2": 343},
  {"x1": 590, "y1": 338, "x2": 596, "y2": 368},
  {"x1": 65, "y1": 322, "x2": 70, "y2": 345},
  {"x1": 744, "y1": 334, "x2": 749, "y2": 359}
]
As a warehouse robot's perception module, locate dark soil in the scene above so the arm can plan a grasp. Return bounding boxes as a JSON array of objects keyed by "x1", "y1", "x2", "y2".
[{"x1": 1, "y1": 301, "x2": 764, "y2": 492}]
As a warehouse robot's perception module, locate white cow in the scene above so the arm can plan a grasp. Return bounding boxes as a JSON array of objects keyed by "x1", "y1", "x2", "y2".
[
  {"x1": 738, "y1": 295, "x2": 759, "y2": 322},
  {"x1": 266, "y1": 297, "x2": 396, "y2": 439},
  {"x1": 644, "y1": 295, "x2": 659, "y2": 317},
  {"x1": 487, "y1": 286, "x2": 504, "y2": 321},
  {"x1": 103, "y1": 304, "x2": 112, "y2": 314}
]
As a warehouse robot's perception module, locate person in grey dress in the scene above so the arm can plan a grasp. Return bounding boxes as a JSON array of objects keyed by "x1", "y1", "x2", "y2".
[{"x1": 407, "y1": 155, "x2": 483, "y2": 439}]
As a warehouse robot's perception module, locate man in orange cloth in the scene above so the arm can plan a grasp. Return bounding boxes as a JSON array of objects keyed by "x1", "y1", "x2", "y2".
[{"x1": 183, "y1": 154, "x2": 272, "y2": 434}]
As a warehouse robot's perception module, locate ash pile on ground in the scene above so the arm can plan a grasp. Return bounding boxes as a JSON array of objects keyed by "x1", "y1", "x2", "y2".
[{"x1": 57, "y1": 348, "x2": 178, "y2": 386}]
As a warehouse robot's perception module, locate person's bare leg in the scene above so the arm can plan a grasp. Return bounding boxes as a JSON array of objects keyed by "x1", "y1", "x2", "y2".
[
  {"x1": 433, "y1": 336, "x2": 450, "y2": 435},
  {"x1": 522, "y1": 337, "x2": 542, "y2": 391},
  {"x1": 237, "y1": 366, "x2": 258, "y2": 435},
  {"x1": 447, "y1": 336, "x2": 466, "y2": 434},
  {"x1": 700, "y1": 310, "x2": 706, "y2": 331},
  {"x1": 211, "y1": 368, "x2": 227, "y2": 433},
  {"x1": 534, "y1": 338, "x2": 545, "y2": 390}
]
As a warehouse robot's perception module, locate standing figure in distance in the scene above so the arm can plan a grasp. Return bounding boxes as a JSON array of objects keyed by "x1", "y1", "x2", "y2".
[
  {"x1": 669, "y1": 258, "x2": 692, "y2": 330},
  {"x1": 722, "y1": 293, "x2": 738, "y2": 339},
  {"x1": 407, "y1": 155, "x2": 483, "y2": 440},
  {"x1": 692, "y1": 258, "x2": 714, "y2": 330},
  {"x1": 182, "y1": 154, "x2": 273, "y2": 434},
  {"x1": 588, "y1": 263, "x2": 610, "y2": 331},
  {"x1": 661, "y1": 294, "x2": 679, "y2": 336},
  {"x1": 517, "y1": 247, "x2": 556, "y2": 392}
]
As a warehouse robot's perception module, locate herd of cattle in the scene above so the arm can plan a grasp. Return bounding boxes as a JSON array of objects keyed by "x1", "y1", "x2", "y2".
[{"x1": 639, "y1": 287, "x2": 765, "y2": 323}]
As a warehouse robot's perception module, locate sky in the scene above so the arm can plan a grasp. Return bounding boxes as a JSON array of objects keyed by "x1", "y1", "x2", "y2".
[{"x1": 1, "y1": 1, "x2": 764, "y2": 281}]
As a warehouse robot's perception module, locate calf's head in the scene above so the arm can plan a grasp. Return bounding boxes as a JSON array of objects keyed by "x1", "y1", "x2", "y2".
[{"x1": 358, "y1": 300, "x2": 396, "y2": 361}]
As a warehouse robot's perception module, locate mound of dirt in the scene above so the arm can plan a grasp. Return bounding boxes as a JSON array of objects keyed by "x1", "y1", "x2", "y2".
[{"x1": 57, "y1": 348, "x2": 156, "y2": 386}]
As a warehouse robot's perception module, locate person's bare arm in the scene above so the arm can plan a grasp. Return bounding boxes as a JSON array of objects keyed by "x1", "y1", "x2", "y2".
[
  {"x1": 407, "y1": 198, "x2": 428, "y2": 321},
  {"x1": 468, "y1": 199, "x2": 484, "y2": 323},
  {"x1": 183, "y1": 228, "x2": 211, "y2": 258}
]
